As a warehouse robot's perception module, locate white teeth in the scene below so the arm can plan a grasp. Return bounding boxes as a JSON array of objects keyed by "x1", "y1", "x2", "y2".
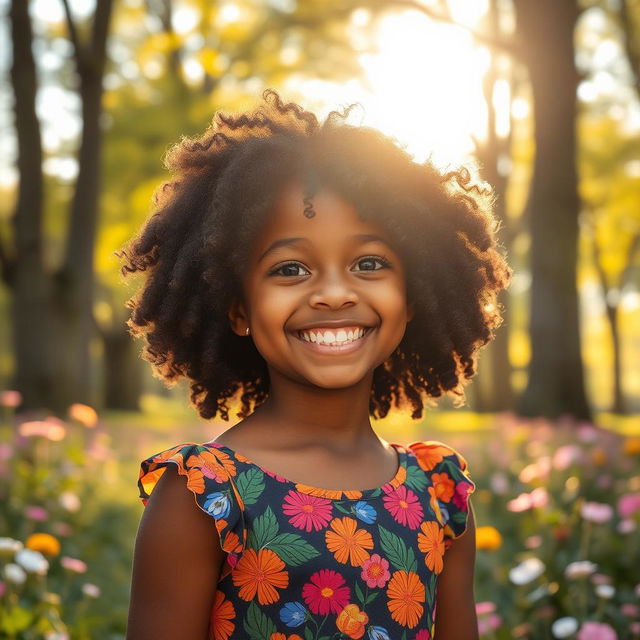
[{"x1": 298, "y1": 327, "x2": 368, "y2": 346}]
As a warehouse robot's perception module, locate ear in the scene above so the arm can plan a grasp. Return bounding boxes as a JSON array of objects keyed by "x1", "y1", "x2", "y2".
[
  {"x1": 407, "y1": 300, "x2": 415, "y2": 322},
  {"x1": 228, "y1": 298, "x2": 249, "y2": 336}
]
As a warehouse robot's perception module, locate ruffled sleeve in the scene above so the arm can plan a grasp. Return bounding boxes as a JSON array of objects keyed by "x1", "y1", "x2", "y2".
[
  {"x1": 407, "y1": 440, "x2": 476, "y2": 548},
  {"x1": 138, "y1": 442, "x2": 246, "y2": 571}
]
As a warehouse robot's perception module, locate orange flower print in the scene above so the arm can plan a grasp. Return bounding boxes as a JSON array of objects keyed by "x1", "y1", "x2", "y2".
[
  {"x1": 185, "y1": 466, "x2": 206, "y2": 495},
  {"x1": 210, "y1": 590, "x2": 234, "y2": 640},
  {"x1": 188, "y1": 448, "x2": 236, "y2": 482},
  {"x1": 409, "y1": 441, "x2": 451, "y2": 471},
  {"x1": 386, "y1": 570, "x2": 425, "y2": 628},
  {"x1": 232, "y1": 548, "x2": 289, "y2": 604},
  {"x1": 417, "y1": 521, "x2": 445, "y2": 575},
  {"x1": 431, "y1": 472, "x2": 455, "y2": 502},
  {"x1": 428, "y1": 486, "x2": 444, "y2": 525},
  {"x1": 270, "y1": 635, "x2": 303, "y2": 640},
  {"x1": 325, "y1": 517, "x2": 374, "y2": 566},
  {"x1": 336, "y1": 604, "x2": 369, "y2": 639}
]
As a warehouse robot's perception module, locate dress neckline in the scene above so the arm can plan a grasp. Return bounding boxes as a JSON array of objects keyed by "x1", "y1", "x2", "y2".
[{"x1": 204, "y1": 441, "x2": 408, "y2": 501}]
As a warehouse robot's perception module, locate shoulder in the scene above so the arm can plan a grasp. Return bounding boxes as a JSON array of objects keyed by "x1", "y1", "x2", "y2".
[{"x1": 405, "y1": 439, "x2": 472, "y2": 474}]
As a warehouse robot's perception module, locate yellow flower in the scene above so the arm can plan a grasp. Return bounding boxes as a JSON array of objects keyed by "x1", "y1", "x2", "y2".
[
  {"x1": 475, "y1": 526, "x2": 502, "y2": 551},
  {"x1": 69, "y1": 403, "x2": 98, "y2": 428},
  {"x1": 592, "y1": 447, "x2": 606, "y2": 466},
  {"x1": 623, "y1": 437, "x2": 640, "y2": 456},
  {"x1": 25, "y1": 533, "x2": 61, "y2": 556}
]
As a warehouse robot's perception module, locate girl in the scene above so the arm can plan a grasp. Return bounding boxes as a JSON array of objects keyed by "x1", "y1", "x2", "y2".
[{"x1": 122, "y1": 90, "x2": 511, "y2": 640}]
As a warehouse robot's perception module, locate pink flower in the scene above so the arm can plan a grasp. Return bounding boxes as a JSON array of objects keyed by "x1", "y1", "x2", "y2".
[
  {"x1": 577, "y1": 621, "x2": 617, "y2": 640},
  {"x1": 453, "y1": 481, "x2": 473, "y2": 511},
  {"x1": 61, "y1": 556, "x2": 87, "y2": 573},
  {"x1": 553, "y1": 445, "x2": 582, "y2": 470},
  {"x1": 617, "y1": 494, "x2": 640, "y2": 519},
  {"x1": 475, "y1": 601, "x2": 496, "y2": 615},
  {"x1": 282, "y1": 491, "x2": 333, "y2": 532},
  {"x1": 581, "y1": 501, "x2": 614, "y2": 524},
  {"x1": 478, "y1": 614, "x2": 502, "y2": 635},
  {"x1": 24, "y1": 506, "x2": 48, "y2": 521},
  {"x1": 507, "y1": 488, "x2": 548, "y2": 512},
  {"x1": 18, "y1": 420, "x2": 66, "y2": 441},
  {"x1": 415, "y1": 630, "x2": 431, "y2": 640},
  {"x1": 382, "y1": 485, "x2": 424, "y2": 529},
  {"x1": 0, "y1": 390, "x2": 22, "y2": 408},
  {"x1": 360, "y1": 554, "x2": 391, "y2": 588},
  {"x1": 302, "y1": 569, "x2": 350, "y2": 615}
]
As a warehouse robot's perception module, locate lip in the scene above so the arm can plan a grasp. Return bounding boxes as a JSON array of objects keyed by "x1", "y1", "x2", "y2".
[
  {"x1": 295, "y1": 320, "x2": 375, "y2": 331},
  {"x1": 293, "y1": 327, "x2": 374, "y2": 355}
]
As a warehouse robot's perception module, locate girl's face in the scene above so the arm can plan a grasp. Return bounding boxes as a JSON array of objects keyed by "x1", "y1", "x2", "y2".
[{"x1": 229, "y1": 180, "x2": 414, "y2": 391}]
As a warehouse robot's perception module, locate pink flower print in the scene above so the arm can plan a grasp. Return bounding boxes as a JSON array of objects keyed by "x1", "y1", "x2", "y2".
[
  {"x1": 264, "y1": 469, "x2": 288, "y2": 483},
  {"x1": 452, "y1": 480, "x2": 473, "y2": 511},
  {"x1": 302, "y1": 569, "x2": 350, "y2": 615},
  {"x1": 360, "y1": 553, "x2": 391, "y2": 588},
  {"x1": 415, "y1": 631, "x2": 431, "y2": 640},
  {"x1": 282, "y1": 490, "x2": 333, "y2": 532},
  {"x1": 383, "y1": 485, "x2": 424, "y2": 529}
]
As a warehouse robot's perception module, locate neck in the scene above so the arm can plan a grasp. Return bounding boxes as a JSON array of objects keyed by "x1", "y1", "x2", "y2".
[{"x1": 244, "y1": 367, "x2": 381, "y2": 452}]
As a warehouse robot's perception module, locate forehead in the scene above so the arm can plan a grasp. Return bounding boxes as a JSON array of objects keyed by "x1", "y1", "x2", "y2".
[{"x1": 253, "y1": 181, "x2": 394, "y2": 249}]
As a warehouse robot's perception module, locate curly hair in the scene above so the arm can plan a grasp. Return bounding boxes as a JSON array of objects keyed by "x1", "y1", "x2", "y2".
[{"x1": 116, "y1": 90, "x2": 512, "y2": 421}]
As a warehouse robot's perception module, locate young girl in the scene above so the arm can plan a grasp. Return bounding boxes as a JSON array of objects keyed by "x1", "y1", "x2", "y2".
[{"x1": 122, "y1": 90, "x2": 511, "y2": 640}]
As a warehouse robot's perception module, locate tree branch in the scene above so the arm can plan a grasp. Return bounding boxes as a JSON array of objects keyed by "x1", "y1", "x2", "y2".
[
  {"x1": 619, "y1": 0, "x2": 640, "y2": 102},
  {"x1": 60, "y1": 0, "x2": 86, "y2": 72}
]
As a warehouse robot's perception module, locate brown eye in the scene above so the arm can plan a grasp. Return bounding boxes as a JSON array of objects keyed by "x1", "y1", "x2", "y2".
[
  {"x1": 269, "y1": 262, "x2": 310, "y2": 277},
  {"x1": 353, "y1": 256, "x2": 391, "y2": 272}
]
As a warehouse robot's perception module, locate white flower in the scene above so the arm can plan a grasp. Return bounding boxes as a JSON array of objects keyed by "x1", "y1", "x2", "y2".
[
  {"x1": 509, "y1": 557, "x2": 545, "y2": 585},
  {"x1": 44, "y1": 633, "x2": 69, "y2": 640},
  {"x1": 15, "y1": 548, "x2": 49, "y2": 575},
  {"x1": 0, "y1": 537, "x2": 23, "y2": 556},
  {"x1": 59, "y1": 491, "x2": 81, "y2": 513},
  {"x1": 552, "y1": 617, "x2": 579, "y2": 638},
  {"x1": 595, "y1": 584, "x2": 615, "y2": 599},
  {"x1": 4, "y1": 562, "x2": 27, "y2": 584},
  {"x1": 617, "y1": 519, "x2": 636, "y2": 534},
  {"x1": 565, "y1": 560, "x2": 598, "y2": 579},
  {"x1": 82, "y1": 583, "x2": 101, "y2": 598}
]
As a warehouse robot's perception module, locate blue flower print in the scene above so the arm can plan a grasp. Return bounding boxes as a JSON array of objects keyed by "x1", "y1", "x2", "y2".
[
  {"x1": 354, "y1": 500, "x2": 377, "y2": 524},
  {"x1": 203, "y1": 491, "x2": 230, "y2": 519},
  {"x1": 279, "y1": 601, "x2": 307, "y2": 627},
  {"x1": 368, "y1": 626, "x2": 391, "y2": 640}
]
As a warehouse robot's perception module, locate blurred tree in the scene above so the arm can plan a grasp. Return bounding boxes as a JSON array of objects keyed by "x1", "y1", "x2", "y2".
[
  {"x1": 580, "y1": 117, "x2": 640, "y2": 414},
  {"x1": 513, "y1": 0, "x2": 592, "y2": 420},
  {"x1": 6, "y1": 0, "x2": 114, "y2": 415}
]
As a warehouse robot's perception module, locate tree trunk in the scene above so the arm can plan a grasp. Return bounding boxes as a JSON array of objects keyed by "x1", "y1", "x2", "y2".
[
  {"x1": 513, "y1": 0, "x2": 592, "y2": 421},
  {"x1": 49, "y1": 0, "x2": 115, "y2": 412},
  {"x1": 102, "y1": 325, "x2": 145, "y2": 410},
  {"x1": 8, "y1": 0, "x2": 56, "y2": 412}
]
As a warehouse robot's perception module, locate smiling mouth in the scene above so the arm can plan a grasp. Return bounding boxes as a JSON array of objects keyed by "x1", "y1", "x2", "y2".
[{"x1": 292, "y1": 327, "x2": 375, "y2": 353}]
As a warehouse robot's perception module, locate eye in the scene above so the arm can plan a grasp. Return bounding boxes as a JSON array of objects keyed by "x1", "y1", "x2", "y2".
[
  {"x1": 353, "y1": 255, "x2": 392, "y2": 272},
  {"x1": 268, "y1": 261, "x2": 311, "y2": 277}
]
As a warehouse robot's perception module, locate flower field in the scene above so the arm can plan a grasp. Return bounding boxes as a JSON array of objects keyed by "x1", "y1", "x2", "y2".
[{"x1": 0, "y1": 392, "x2": 638, "y2": 639}]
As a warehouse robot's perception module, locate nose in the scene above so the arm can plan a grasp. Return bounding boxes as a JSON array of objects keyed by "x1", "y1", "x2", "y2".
[{"x1": 308, "y1": 268, "x2": 358, "y2": 309}]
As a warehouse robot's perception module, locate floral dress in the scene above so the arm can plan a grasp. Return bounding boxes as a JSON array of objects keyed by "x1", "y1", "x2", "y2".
[{"x1": 138, "y1": 440, "x2": 476, "y2": 640}]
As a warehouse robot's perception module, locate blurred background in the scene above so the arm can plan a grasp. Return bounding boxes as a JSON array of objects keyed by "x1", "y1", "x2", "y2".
[{"x1": 0, "y1": 0, "x2": 639, "y2": 638}]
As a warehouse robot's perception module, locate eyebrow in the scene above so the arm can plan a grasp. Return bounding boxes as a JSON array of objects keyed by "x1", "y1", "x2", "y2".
[{"x1": 257, "y1": 233, "x2": 392, "y2": 263}]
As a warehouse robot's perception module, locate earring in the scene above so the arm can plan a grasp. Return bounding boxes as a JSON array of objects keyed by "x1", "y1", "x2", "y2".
[{"x1": 245, "y1": 327, "x2": 250, "y2": 336}]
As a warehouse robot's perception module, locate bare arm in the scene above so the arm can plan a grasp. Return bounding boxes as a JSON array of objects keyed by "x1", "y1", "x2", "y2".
[
  {"x1": 126, "y1": 464, "x2": 224, "y2": 640},
  {"x1": 434, "y1": 501, "x2": 479, "y2": 640}
]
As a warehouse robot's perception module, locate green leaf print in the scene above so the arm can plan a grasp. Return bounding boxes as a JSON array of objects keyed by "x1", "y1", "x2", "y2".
[
  {"x1": 252, "y1": 506, "x2": 280, "y2": 549},
  {"x1": 304, "y1": 627, "x2": 314, "y2": 640},
  {"x1": 236, "y1": 468, "x2": 265, "y2": 505},
  {"x1": 333, "y1": 501, "x2": 352, "y2": 515},
  {"x1": 269, "y1": 532, "x2": 320, "y2": 566},
  {"x1": 378, "y1": 524, "x2": 418, "y2": 573},
  {"x1": 405, "y1": 464, "x2": 428, "y2": 492},
  {"x1": 355, "y1": 580, "x2": 365, "y2": 605},
  {"x1": 243, "y1": 600, "x2": 277, "y2": 640},
  {"x1": 365, "y1": 591, "x2": 378, "y2": 605}
]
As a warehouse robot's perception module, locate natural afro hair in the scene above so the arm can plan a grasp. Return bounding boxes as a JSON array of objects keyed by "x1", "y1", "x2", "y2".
[{"x1": 116, "y1": 89, "x2": 512, "y2": 421}]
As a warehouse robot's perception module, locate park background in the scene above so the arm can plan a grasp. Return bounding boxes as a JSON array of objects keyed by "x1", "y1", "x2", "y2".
[{"x1": 0, "y1": 0, "x2": 640, "y2": 638}]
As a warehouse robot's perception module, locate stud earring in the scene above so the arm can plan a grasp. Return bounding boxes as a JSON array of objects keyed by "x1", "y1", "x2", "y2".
[{"x1": 245, "y1": 327, "x2": 250, "y2": 336}]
